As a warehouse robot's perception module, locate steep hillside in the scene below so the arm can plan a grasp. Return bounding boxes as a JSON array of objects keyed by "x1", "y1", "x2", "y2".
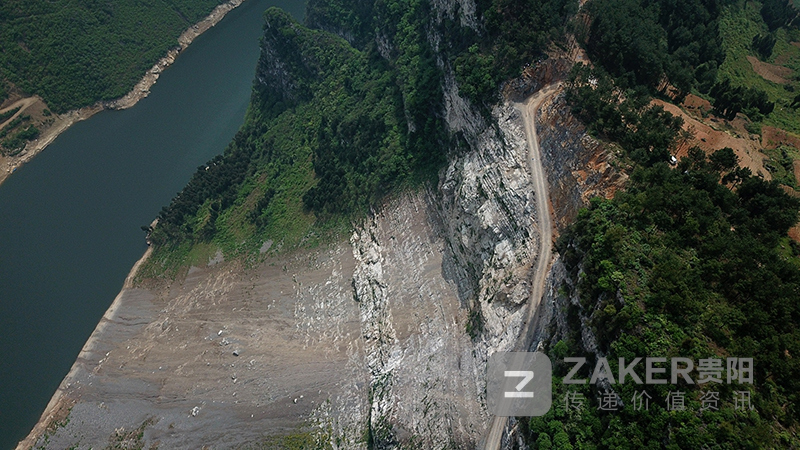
[
  {"x1": 21, "y1": 0, "x2": 587, "y2": 447},
  {"x1": 143, "y1": 0, "x2": 576, "y2": 277},
  {"x1": 515, "y1": 2, "x2": 800, "y2": 445},
  {"x1": 21, "y1": 0, "x2": 800, "y2": 448}
]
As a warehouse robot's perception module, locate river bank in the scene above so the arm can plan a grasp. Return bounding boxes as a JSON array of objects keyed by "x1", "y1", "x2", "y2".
[
  {"x1": 0, "y1": 0, "x2": 247, "y2": 188},
  {"x1": 0, "y1": 1, "x2": 279, "y2": 446},
  {"x1": 14, "y1": 243, "x2": 154, "y2": 450}
]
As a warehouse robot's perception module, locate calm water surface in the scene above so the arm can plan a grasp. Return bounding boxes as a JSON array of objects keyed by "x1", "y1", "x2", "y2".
[{"x1": 0, "y1": 1, "x2": 304, "y2": 447}]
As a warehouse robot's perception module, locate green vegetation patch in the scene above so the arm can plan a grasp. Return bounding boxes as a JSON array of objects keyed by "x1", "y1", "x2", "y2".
[
  {"x1": 523, "y1": 57, "x2": 800, "y2": 446},
  {"x1": 0, "y1": 0, "x2": 225, "y2": 113},
  {"x1": 530, "y1": 1, "x2": 800, "y2": 445},
  {"x1": 0, "y1": 105, "x2": 20, "y2": 123},
  {"x1": 1, "y1": 123, "x2": 38, "y2": 156},
  {"x1": 524, "y1": 146, "x2": 800, "y2": 448},
  {"x1": 717, "y1": 0, "x2": 800, "y2": 134},
  {"x1": 145, "y1": 4, "x2": 452, "y2": 274},
  {"x1": 144, "y1": 0, "x2": 584, "y2": 274},
  {"x1": 453, "y1": 0, "x2": 577, "y2": 106},
  {"x1": 246, "y1": 428, "x2": 332, "y2": 450},
  {"x1": 763, "y1": 144, "x2": 800, "y2": 188},
  {"x1": 581, "y1": 0, "x2": 800, "y2": 135},
  {"x1": 583, "y1": 0, "x2": 725, "y2": 98},
  {"x1": 566, "y1": 64, "x2": 684, "y2": 166}
]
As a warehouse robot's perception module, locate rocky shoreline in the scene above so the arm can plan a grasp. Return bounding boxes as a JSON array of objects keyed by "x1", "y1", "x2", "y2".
[{"x1": 0, "y1": 0, "x2": 246, "y2": 187}]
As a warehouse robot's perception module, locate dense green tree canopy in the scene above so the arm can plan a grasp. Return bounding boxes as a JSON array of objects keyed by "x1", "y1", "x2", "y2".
[
  {"x1": 0, "y1": 0, "x2": 223, "y2": 112},
  {"x1": 585, "y1": 0, "x2": 727, "y2": 96}
]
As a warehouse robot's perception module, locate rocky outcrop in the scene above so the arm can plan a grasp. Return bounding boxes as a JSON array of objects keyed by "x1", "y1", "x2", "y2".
[
  {"x1": 350, "y1": 220, "x2": 401, "y2": 447},
  {"x1": 325, "y1": 192, "x2": 488, "y2": 448},
  {"x1": 537, "y1": 93, "x2": 626, "y2": 230},
  {"x1": 254, "y1": 9, "x2": 320, "y2": 110},
  {"x1": 438, "y1": 101, "x2": 539, "y2": 353},
  {"x1": 21, "y1": 0, "x2": 630, "y2": 447},
  {"x1": 505, "y1": 56, "x2": 574, "y2": 102},
  {"x1": 429, "y1": 0, "x2": 479, "y2": 29}
]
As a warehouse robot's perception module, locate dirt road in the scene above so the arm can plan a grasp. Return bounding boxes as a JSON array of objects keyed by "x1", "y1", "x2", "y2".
[
  {"x1": 483, "y1": 84, "x2": 559, "y2": 450},
  {"x1": 0, "y1": 97, "x2": 37, "y2": 131}
]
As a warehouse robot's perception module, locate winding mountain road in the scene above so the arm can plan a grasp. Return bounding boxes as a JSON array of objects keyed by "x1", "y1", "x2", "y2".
[{"x1": 483, "y1": 84, "x2": 560, "y2": 450}]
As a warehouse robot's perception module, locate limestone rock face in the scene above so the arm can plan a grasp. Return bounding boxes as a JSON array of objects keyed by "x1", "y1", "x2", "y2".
[
  {"x1": 22, "y1": 0, "x2": 629, "y2": 447},
  {"x1": 325, "y1": 84, "x2": 548, "y2": 446},
  {"x1": 438, "y1": 101, "x2": 539, "y2": 355}
]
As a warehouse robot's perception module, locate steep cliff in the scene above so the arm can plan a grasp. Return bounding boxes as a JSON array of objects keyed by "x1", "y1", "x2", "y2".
[
  {"x1": 537, "y1": 93, "x2": 626, "y2": 231},
  {"x1": 19, "y1": 0, "x2": 631, "y2": 448}
]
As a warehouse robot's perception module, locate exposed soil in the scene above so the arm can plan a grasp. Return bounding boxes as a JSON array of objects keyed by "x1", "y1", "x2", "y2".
[
  {"x1": 794, "y1": 159, "x2": 800, "y2": 182},
  {"x1": 747, "y1": 55, "x2": 792, "y2": 84},
  {"x1": 19, "y1": 188, "x2": 493, "y2": 449},
  {"x1": 653, "y1": 99, "x2": 770, "y2": 179},
  {"x1": 653, "y1": 98, "x2": 800, "y2": 243},
  {"x1": 18, "y1": 241, "x2": 364, "y2": 449},
  {"x1": 0, "y1": 92, "x2": 63, "y2": 185},
  {"x1": 789, "y1": 225, "x2": 800, "y2": 243},
  {"x1": 763, "y1": 125, "x2": 800, "y2": 150},
  {"x1": 682, "y1": 93, "x2": 713, "y2": 115},
  {"x1": 0, "y1": 97, "x2": 38, "y2": 131}
]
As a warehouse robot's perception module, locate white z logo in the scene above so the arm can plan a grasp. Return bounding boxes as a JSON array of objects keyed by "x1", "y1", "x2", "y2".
[{"x1": 504, "y1": 371, "x2": 534, "y2": 398}]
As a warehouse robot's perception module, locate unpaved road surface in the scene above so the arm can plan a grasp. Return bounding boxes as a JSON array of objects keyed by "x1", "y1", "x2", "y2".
[
  {"x1": 0, "y1": 97, "x2": 37, "y2": 131},
  {"x1": 483, "y1": 84, "x2": 559, "y2": 450}
]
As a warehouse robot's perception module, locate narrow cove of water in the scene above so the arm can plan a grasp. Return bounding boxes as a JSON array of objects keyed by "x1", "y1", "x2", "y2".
[{"x1": 0, "y1": 1, "x2": 305, "y2": 447}]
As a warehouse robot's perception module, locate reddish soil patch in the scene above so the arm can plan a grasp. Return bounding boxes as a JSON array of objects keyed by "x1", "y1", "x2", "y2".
[
  {"x1": 730, "y1": 115, "x2": 753, "y2": 136},
  {"x1": 747, "y1": 56, "x2": 792, "y2": 84},
  {"x1": 774, "y1": 51, "x2": 792, "y2": 65},
  {"x1": 781, "y1": 185, "x2": 799, "y2": 198},
  {"x1": 762, "y1": 126, "x2": 800, "y2": 150},
  {"x1": 682, "y1": 93, "x2": 712, "y2": 115},
  {"x1": 794, "y1": 160, "x2": 800, "y2": 182},
  {"x1": 652, "y1": 99, "x2": 769, "y2": 178},
  {"x1": 790, "y1": 225, "x2": 800, "y2": 244}
]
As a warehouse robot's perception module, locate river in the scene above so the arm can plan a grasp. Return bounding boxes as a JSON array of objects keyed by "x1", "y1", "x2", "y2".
[{"x1": 0, "y1": 1, "x2": 304, "y2": 447}]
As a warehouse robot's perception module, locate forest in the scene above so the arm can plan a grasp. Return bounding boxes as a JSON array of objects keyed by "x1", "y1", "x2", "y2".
[
  {"x1": 582, "y1": 0, "x2": 800, "y2": 134},
  {"x1": 526, "y1": 144, "x2": 800, "y2": 448},
  {"x1": 0, "y1": 0, "x2": 224, "y2": 112},
  {"x1": 521, "y1": 2, "x2": 800, "y2": 446},
  {"x1": 147, "y1": 0, "x2": 576, "y2": 265},
  {"x1": 583, "y1": 0, "x2": 726, "y2": 97},
  {"x1": 566, "y1": 64, "x2": 685, "y2": 166},
  {"x1": 147, "y1": 4, "x2": 446, "y2": 262}
]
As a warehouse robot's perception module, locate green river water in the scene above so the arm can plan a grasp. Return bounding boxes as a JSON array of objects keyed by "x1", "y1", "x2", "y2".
[{"x1": 0, "y1": 1, "x2": 304, "y2": 447}]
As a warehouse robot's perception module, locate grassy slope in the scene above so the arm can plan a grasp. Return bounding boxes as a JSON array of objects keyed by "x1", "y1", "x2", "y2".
[
  {"x1": 717, "y1": 1, "x2": 800, "y2": 134},
  {"x1": 140, "y1": 6, "x2": 425, "y2": 278}
]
